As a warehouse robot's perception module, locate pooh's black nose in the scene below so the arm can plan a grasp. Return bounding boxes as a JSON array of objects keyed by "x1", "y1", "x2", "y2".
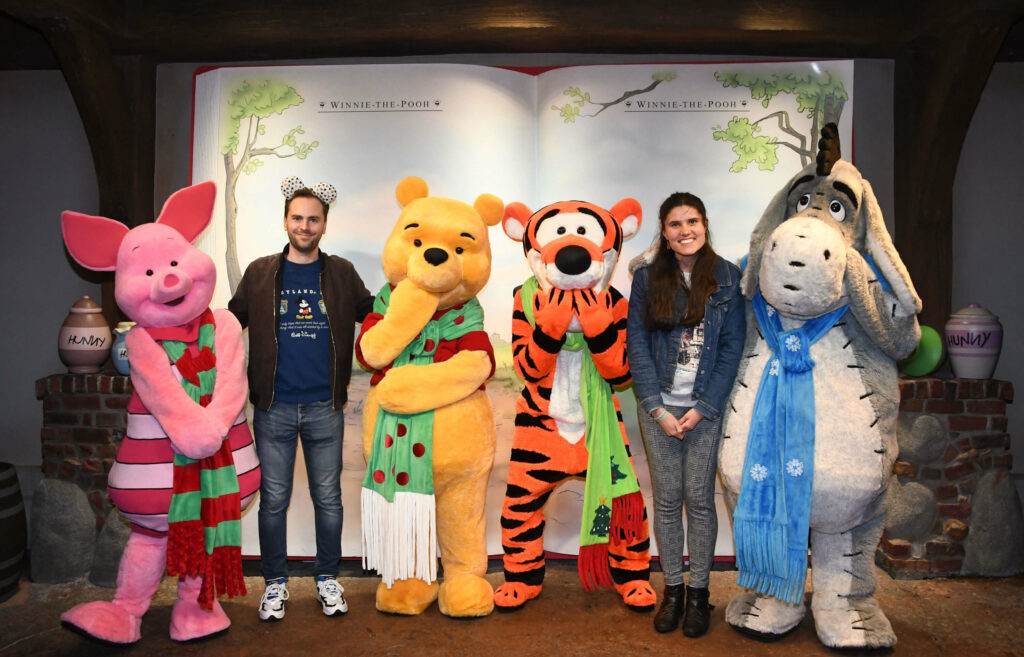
[
  {"x1": 424, "y1": 248, "x2": 449, "y2": 266},
  {"x1": 554, "y1": 245, "x2": 591, "y2": 275}
]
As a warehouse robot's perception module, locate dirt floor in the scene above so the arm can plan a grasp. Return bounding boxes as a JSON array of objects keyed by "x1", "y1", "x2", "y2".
[{"x1": 1, "y1": 563, "x2": 1021, "y2": 657}]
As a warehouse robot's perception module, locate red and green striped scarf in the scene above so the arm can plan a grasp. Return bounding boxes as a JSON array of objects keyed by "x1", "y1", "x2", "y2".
[{"x1": 160, "y1": 309, "x2": 245, "y2": 609}]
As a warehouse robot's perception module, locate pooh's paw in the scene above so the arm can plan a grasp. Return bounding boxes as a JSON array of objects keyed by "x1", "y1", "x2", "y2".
[
  {"x1": 493, "y1": 582, "x2": 542, "y2": 611},
  {"x1": 616, "y1": 579, "x2": 656, "y2": 612},
  {"x1": 438, "y1": 574, "x2": 494, "y2": 617},
  {"x1": 375, "y1": 578, "x2": 439, "y2": 615}
]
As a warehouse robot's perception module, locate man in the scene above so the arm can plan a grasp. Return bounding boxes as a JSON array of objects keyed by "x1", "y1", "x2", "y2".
[{"x1": 229, "y1": 179, "x2": 373, "y2": 621}]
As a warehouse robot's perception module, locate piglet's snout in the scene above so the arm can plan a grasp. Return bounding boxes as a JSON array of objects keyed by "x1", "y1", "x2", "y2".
[{"x1": 151, "y1": 268, "x2": 192, "y2": 304}]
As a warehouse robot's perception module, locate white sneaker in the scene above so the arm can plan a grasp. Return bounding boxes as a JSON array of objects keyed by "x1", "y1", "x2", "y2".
[
  {"x1": 316, "y1": 576, "x2": 348, "y2": 616},
  {"x1": 259, "y1": 578, "x2": 289, "y2": 621}
]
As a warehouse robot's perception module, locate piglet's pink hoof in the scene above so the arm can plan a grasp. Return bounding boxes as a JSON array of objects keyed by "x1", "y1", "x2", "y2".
[
  {"x1": 61, "y1": 601, "x2": 142, "y2": 645},
  {"x1": 169, "y1": 596, "x2": 230, "y2": 642}
]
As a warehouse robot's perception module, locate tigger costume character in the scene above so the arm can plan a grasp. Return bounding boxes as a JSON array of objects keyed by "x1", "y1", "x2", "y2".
[{"x1": 494, "y1": 199, "x2": 656, "y2": 612}]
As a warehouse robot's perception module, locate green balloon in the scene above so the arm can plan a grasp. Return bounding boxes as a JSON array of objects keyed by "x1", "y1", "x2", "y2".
[{"x1": 899, "y1": 325, "x2": 943, "y2": 376}]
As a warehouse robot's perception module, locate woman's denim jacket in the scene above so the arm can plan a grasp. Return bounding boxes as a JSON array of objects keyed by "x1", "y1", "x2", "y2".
[{"x1": 627, "y1": 255, "x2": 746, "y2": 421}]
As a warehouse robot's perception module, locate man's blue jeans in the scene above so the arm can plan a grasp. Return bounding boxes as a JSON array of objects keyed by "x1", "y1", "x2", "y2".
[{"x1": 254, "y1": 400, "x2": 344, "y2": 581}]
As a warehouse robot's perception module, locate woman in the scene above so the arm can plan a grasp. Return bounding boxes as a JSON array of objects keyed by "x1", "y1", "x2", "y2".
[{"x1": 627, "y1": 192, "x2": 745, "y2": 637}]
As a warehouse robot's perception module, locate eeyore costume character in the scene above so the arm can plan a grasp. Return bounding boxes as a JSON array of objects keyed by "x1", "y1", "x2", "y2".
[{"x1": 719, "y1": 125, "x2": 921, "y2": 649}]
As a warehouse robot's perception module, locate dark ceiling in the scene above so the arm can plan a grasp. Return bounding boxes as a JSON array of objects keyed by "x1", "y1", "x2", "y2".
[{"x1": 1, "y1": 1, "x2": 1022, "y2": 70}]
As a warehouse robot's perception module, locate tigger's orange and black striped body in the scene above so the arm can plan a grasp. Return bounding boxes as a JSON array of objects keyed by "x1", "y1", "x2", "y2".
[{"x1": 495, "y1": 199, "x2": 655, "y2": 611}]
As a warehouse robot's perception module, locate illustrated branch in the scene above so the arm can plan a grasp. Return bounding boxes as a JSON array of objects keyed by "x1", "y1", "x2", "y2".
[
  {"x1": 553, "y1": 72, "x2": 677, "y2": 123},
  {"x1": 753, "y1": 111, "x2": 810, "y2": 163},
  {"x1": 711, "y1": 69, "x2": 848, "y2": 173}
]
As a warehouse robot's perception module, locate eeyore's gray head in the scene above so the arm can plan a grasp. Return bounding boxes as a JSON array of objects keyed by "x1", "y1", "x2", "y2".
[{"x1": 743, "y1": 124, "x2": 922, "y2": 359}]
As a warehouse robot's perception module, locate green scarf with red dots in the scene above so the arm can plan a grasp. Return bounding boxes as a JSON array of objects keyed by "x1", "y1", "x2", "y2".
[{"x1": 360, "y1": 283, "x2": 484, "y2": 586}]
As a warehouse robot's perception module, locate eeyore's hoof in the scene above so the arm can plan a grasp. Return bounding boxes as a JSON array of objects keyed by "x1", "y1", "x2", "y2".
[
  {"x1": 726, "y1": 591, "x2": 805, "y2": 640},
  {"x1": 812, "y1": 596, "x2": 897, "y2": 649}
]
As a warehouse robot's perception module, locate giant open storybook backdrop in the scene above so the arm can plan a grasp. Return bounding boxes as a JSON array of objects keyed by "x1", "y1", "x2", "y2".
[{"x1": 191, "y1": 60, "x2": 853, "y2": 559}]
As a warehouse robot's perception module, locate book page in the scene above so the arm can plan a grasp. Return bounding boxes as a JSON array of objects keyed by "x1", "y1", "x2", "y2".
[{"x1": 191, "y1": 60, "x2": 853, "y2": 560}]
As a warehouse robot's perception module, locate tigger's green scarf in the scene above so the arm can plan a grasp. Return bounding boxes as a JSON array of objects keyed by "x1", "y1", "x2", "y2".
[
  {"x1": 360, "y1": 283, "x2": 484, "y2": 586},
  {"x1": 520, "y1": 277, "x2": 643, "y2": 590}
]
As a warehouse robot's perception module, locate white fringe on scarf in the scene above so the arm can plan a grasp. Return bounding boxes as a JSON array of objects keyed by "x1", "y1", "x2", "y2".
[{"x1": 360, "y1": 488, "x2": 437, "y2": 587}]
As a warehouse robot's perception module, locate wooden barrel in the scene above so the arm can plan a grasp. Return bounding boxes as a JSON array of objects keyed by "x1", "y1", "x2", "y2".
[{"x1": 0, "y1": 463, "x2": 27, "y2": 602}]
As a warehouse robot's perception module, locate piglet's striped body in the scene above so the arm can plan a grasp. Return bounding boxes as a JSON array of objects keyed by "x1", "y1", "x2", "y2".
[{"x1": 111, "y1": 378, "x2": 260, "y2": 537}]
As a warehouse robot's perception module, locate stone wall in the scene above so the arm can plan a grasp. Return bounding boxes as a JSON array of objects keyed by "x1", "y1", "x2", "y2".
[
  {"x1": 878, "y1": 377, "x2": 1023, "y2": 578},
  {"x1": 35, "y1": 373, "x2": 132, "y2": 527}
]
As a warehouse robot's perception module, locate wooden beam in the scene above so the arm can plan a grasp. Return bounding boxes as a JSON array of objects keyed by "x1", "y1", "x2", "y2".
[
  {"x1": 894, "y1": 11, "x2": 1015, "y2": 331},
  {"x1": 42, "y1": 20, "x2": 153, "y2": 224},
  {"x1": 5, "y1": 4, "x2": 155, "y2": 325},
  {"x1": 58, "y1": 0, "x2": 973, "y2": 61},
  {"x1": 4, "y1": 0, "x2": 1020, "y2": 66}
]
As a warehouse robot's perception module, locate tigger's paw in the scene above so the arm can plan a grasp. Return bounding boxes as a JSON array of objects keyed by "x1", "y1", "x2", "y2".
[
  {"x1": 493, "y1": 582, "x2": 541, "y2": 611},
  {"x1": 616, "y1": 579, "x2": 656, "y2": 612}
]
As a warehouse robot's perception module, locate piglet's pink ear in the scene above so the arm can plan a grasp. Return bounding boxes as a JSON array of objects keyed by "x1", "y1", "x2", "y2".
[
  {"x1": 155, "y1": 181, "x2": 217, "y2": 244},
  {"x1": 61, "y1": 211, "x2": 129, "y2": 271}
]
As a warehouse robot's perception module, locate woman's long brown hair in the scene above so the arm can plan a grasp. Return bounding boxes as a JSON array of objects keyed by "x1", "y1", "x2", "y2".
[{"x1": 643, "y1": 192, "x2": 718, "y2": 330}]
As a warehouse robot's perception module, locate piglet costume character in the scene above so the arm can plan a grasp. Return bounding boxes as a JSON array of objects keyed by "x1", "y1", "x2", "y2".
[{"x1": 59, "y1": 182, "x2": 260, "y2": 644}]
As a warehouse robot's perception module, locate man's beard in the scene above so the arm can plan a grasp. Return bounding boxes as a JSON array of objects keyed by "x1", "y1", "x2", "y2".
[{"x1": 288, "y1": 232, "x2": 321, "y2": 255}]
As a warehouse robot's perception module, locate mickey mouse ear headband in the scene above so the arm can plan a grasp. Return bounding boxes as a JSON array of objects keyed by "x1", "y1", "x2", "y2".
[{"x1": 281, "y1": 176, "x2": 337, "y2": 206}]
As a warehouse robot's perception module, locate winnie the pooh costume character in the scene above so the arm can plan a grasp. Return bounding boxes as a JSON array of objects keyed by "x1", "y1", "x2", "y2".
[
  {"x1": 719, "y1": 125, "x2": 920, "y2": 648},
  {"x1": 493, "y1": 198, "x2": 656, "y2": 612},
  {"x1": 355, "y1": 176, "x2": 502, "y2": 617},
  {"x1": 59, "y1": 182, "x2": 260, "y2": 643}
]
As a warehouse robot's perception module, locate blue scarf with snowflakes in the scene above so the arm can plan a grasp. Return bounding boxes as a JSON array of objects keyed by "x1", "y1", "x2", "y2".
[{"x1": 734, "y1": 291, "x2": 847, "y2": 605}]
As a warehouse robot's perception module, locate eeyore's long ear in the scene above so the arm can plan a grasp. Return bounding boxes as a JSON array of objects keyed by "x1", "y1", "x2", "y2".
[
  {"x1": 859, "y1": 177, "x2": 922, "y2": 316},
  {"x1": 740, "y1": 168, "x2": 812, "y2": 300},
  {"x1": 842, "y1": 173, "x2": 922, "y2": 360},
  {"x1": 841, "y1": 175, "x2": 922, "y2": 360}
]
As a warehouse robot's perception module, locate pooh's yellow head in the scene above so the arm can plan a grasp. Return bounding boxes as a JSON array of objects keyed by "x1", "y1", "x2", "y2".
[{"x1": 382, "y1": 177, "x2": 503, "y2": 309}]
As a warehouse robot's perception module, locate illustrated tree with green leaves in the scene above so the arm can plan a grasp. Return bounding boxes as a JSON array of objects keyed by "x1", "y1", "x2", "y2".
[
  {"x1": 222, "y1": 79, "x2": 319, "y2": 291},
  {"x1": 552, "y1": 71, "x2": 677, "y2": 123},
  {"x1": 711, "y1": 70, "x2": 848, "y2": 173}
]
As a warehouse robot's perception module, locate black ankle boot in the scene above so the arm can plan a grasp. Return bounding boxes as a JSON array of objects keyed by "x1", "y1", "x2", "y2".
[
  {"x1": 681, "y1": 586, "x2": 714, "y2": 637},
  {"x1": 653, "y1": 584, "x2": 685, "y2": 633}
]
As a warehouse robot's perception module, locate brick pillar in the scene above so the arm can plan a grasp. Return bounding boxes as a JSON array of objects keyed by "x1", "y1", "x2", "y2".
[
  {"x1": 35, "y1": 373, "x2": 133, "y2": 526},
  {"x1": 877, "y1": 377, "x2": 1014, "y2": 578}
]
